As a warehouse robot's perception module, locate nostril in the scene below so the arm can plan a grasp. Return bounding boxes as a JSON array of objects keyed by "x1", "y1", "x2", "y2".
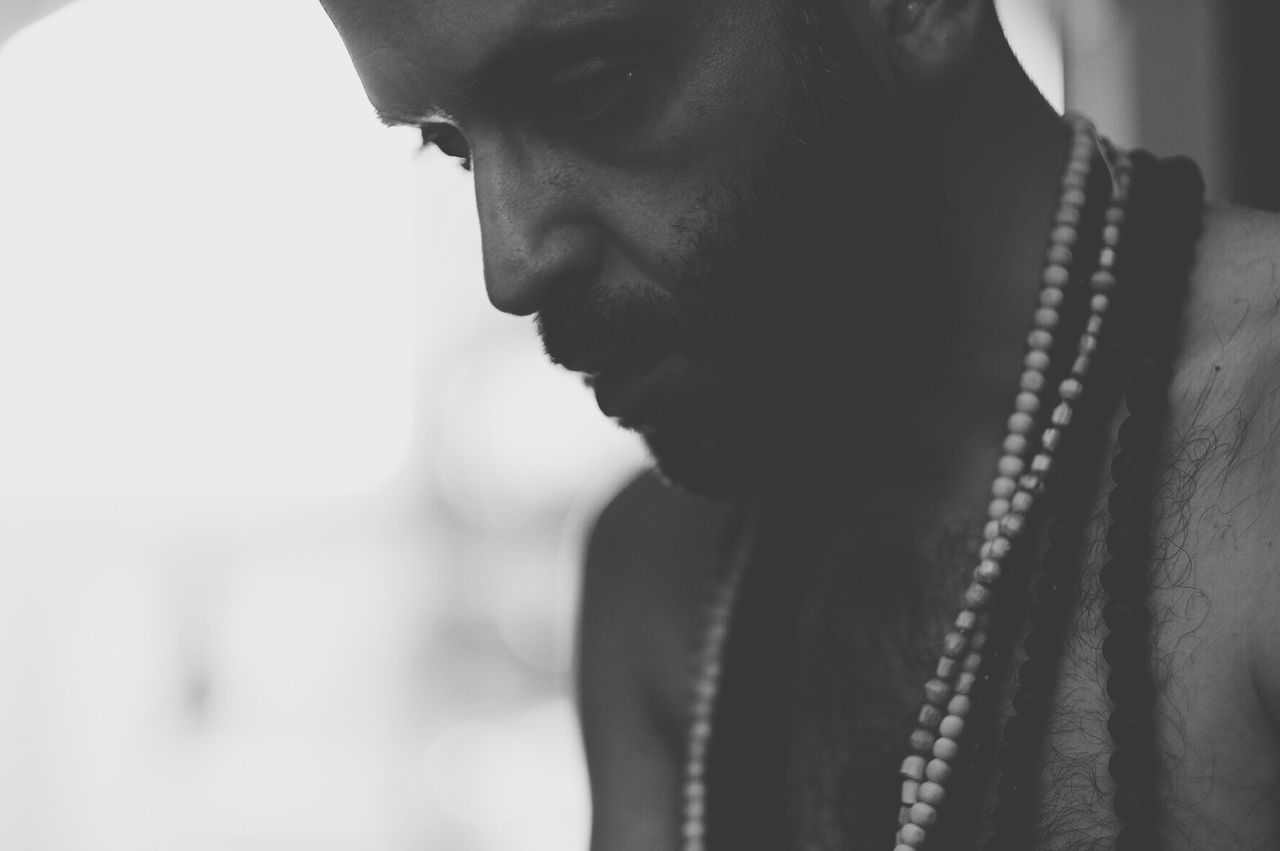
[{"x1": 482, "y1": 223, "x2": 604, "y2": 317}]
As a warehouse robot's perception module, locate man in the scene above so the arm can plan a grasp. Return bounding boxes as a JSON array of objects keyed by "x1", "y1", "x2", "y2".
[{"x1": 320, "y1": 0, "x2": 1280, "y2": 847}]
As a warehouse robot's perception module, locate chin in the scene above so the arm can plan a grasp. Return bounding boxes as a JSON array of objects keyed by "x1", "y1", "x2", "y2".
[{"x1": 640, "y1": 415, "x2": 800, "y2": 498}]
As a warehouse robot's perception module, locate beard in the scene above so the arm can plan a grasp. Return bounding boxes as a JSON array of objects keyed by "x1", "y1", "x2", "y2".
[{"x1": 539, "y1": 0, "x2": 944, "y2": 496}]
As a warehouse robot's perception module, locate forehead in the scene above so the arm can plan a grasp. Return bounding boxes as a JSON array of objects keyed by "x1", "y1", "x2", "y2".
[{"x1": 321, "y1": 0, "x2": 701, "y2": 123}]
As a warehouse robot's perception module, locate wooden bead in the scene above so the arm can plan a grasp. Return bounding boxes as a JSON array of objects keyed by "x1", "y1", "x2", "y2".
[
  {"x1": 1008, "y1": 411, "x2": 1035, "y2": 435},
  {"x1": 964, "y1": 582, "x2": 992, "y2": 609},
  {"x1": 1091, "y1": 293, "x2": 1110, "y2": 314},
  {"x1": 1100, "y1": 247, "x2": 1117, "y2": 268},
  {"x1": 1011, "y1": 490, "x2": 1034, "y2": 514},
  {"x1": 998, "y1": 454, "x2": 1025, "y2": 477},
  {"x1": 936, "y1": 656, "x2": 958, "y2": 678},
  {"x1": 1060, "y1": 377, "x2": 1083, "y2": 401},
  {"x1": 919, "y1": 780, "x2": 947, "y2": 807},
  {"x1": 1000, "y1": 512, "x2": 1025, "y2": 537},
  {"x1": 1027, "y1": 328, "x2": 1054, "y2": 351},
  {"x1": 1042, "y1": 263, "x2": 1070, "y2": 288},
  {"x1": 1106, "y1": 206, "x2": 1126, "y2": 225},
  {"x1": 902, "y1": 778, "x2": 919, "y2": 805},
  {"x1": 1040, "y1": 285, "x2": 1065, "y2": 309},
  {"x1": 991, "y1": 475, "x2": 1017, "y2": 499},
  {"x1": 933, "y1": 737, "x2": 960, "y2": 761},
  {"x1": 987, "y1": 536, "x2": 1011, "y2": 560},
  {"x1": 1024, "y1": 349, "x2": 1051, "y2": 373},
  {"x1": 909, "y1": 728, "x2": 936, "y2": 754},
  {"x1": 1103, "y1": 223, "x2": 1121, "y2": 245},
  {"x1": 910, "y1": 801, "x2": 940, "y2": 827},
  {"x1": 1035, "y1": 307, "x2": 1060, "y2": 330},
  {"x1": 1003, "y1": 432, "x2": 1028, "y2": 456},
  {"x1": 1055, "y1": 204, "x2": 1082, "y2": 226},
  {"x1": 918, "y1": 704, "x2": 943, "y2": 730},
  {"x1": 900, "y1": 754, "x2": 927, "y2": 780},
  {"x1": 1072, "y1": 354, "x2": 1092, "y2": 377},
  {"x1": 955, "y1": 610, "x2": 977, "y2": 632},
  {"x1": 955, "y1": 672, "x2": 977, "y2": 695},
  {"x1": 1091, "y1": 269, "x2": 1117, "y2": 292},
  {"x1": 926, "y1": 758, "x2": 953, "y2": 784},
  {"x1": 1032, "y1": 451, "x2": 1054, "y2": 473},
  {"x1": 1086, "y1": 313, "x2": 1104, "y2": 336},
  {"x1": 1047, "y1": 244, "x2": 1073, "y2": 266},
  {"x1": 963, "y1": 651, "x2": 984, "y2": 673},
  {"x1": 1042, "y1": 427, "x2": 1062, "y2": 451},
  {"x1": 970, "y1": 629, "x2": 989, "y2": 651},
  {"x1": 975, "y1": 559, "x2": 1001, "y2": 583},
  {"x1": 924, "y1": 678, "x2": 950, "y2": 705},
  {"x1": 900, "y1": 823, "x2": 927, "y2": 846},
  {"x1": 939, "y1": 714, "x2": 965, "y2": 739},
  {"x1": 943, "y1": 630, "x2": 968, "y2": 657},
  {"x1": 1051, "y1": 402, "x2": 1073, "y2": 427}
]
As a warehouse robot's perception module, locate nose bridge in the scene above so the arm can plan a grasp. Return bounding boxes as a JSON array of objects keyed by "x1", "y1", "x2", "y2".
[{"x1": 474, "y1": 143, "x2": 600, "y2": 316}]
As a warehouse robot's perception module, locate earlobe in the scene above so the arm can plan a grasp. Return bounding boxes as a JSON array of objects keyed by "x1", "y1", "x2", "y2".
[{"x1": 873, "y1": 0, "x2": 993, "y2": 93}]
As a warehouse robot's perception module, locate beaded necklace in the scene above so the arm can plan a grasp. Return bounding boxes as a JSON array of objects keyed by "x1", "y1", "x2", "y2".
[{"x1": 680, "y1": 114, "x2": 1132, "y2": 851}]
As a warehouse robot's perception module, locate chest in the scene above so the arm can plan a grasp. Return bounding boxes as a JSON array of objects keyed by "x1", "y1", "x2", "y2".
[{"x1": 774, "y1": 506, "x2": 1280, "y2": 851}]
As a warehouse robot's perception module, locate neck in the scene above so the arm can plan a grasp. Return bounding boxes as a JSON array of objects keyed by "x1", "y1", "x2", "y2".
[{"x1": 890, "y1": 32, "x2": 1071, "y2": 485}]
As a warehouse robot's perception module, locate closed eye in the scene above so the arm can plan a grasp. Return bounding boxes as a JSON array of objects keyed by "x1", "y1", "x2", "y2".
[{"x1": 540, "y1": 64, "x2": 638, "y2": 125}]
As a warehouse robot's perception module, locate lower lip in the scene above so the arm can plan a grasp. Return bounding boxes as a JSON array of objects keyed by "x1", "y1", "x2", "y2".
[
  {"x1": 592, "y1": 360, "x2": 661, "y2": 424},
  {"x1": 591, "y1": 352, "x2": 719, "y2": 427}
]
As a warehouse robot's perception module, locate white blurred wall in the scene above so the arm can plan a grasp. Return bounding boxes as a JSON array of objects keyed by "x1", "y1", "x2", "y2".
[
  {"x1": 0, "y1": 2, "x2": 645, "y2": 848},
  {"x1": 0, "y1": 1, "x2": 1091, "y2": 849}
]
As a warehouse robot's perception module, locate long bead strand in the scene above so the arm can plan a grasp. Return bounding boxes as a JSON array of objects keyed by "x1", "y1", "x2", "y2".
[
  {"x1": 892, "y1": 118, "x2": 1128, "y2": 851},
  {"x1": 985, "y1": 148, "x2": 1136, "y2": 849}
]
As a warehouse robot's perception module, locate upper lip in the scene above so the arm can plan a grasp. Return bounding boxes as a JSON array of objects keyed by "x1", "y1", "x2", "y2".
[{"x1": 557, "y1": 347, "x2": 648, "y2": 380}]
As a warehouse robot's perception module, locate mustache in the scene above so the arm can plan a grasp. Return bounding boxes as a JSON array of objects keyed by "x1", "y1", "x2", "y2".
[{"x1": 535, "y1": 278, "x2": 724, "y2": 372}]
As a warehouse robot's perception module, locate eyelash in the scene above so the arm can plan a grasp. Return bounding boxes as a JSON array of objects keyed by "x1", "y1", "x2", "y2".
[
  {"x1": 416, "y1": 60, "x2": 646, "y2": 168},
  {"x1": 419, "y1": 125, "x2": 472, "y2": 171}
]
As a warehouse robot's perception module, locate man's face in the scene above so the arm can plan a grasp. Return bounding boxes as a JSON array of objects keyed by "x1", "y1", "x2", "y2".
[{"x1": 324, "y1": 0, "x2": 939, "y2": 495}]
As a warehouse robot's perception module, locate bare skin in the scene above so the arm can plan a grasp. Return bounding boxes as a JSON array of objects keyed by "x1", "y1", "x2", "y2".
[
  {"x1": 582, "y1": 207, "x2": 1280, "y2": 849},
  {"x1": 316, "y1": 0, "x2": 1280, "y2": 846}
]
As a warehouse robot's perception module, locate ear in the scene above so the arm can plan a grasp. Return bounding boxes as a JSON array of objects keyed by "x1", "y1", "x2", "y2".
[{"x1": 869, "y1": 0, "x2": 995, "y2": 93}]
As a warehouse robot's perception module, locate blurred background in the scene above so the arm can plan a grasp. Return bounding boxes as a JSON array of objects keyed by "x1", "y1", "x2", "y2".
[{"x1": 0, "y1": 1, "x2": 1275, "y2": 850}]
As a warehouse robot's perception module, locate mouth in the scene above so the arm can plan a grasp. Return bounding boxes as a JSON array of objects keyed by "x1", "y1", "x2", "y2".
[
  {"x1": 586, "y1": 351, "x2": 726, "y2": 432},
  {"x1": 587, "y1": 357, "x2": 665, "y2": 426}
]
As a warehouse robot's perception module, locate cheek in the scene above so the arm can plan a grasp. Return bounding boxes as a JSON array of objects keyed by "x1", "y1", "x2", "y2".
[{"x1": 586, "y1": 14, "x2": 794, "y2": 288}]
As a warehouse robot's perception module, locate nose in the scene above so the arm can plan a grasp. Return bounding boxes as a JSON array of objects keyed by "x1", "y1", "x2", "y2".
[{"x1": 473, "y1": 145, "x2": 603, "y2": 316}]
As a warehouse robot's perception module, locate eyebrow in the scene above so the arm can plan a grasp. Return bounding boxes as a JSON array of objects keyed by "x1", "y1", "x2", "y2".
[{"x1": 373, "y1": 2, "x2": 671, "y2": 128}]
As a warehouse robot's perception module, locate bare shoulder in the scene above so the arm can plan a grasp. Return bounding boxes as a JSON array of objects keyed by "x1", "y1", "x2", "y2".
[
  {"x1": 579, "y1": 470, "x2": 736, "y2": 712},
  {"x1": 1178, "y1": 204, "x2": 1280, "y2": 371},
  {"x1": 1168, "y1": 204, "x2": 1280, "y2": 465},
  {"x1": 581, "y1": 470, "x2": 738, "y2": 666},
  {"x1": 1161, "y1": 202, "x2": 1280, "y2": 722},
  {"x1": 577, "y1": 470, "x2": 738, "y2": 851}
]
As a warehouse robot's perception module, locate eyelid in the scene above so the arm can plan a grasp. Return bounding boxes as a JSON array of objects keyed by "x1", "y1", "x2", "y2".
[
  {"x1": 540, "y1": 53, "x2": 639, "y2": 88},
  {"x1": 534, "y1": 58, "x2": 643, "y2": 125}
]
